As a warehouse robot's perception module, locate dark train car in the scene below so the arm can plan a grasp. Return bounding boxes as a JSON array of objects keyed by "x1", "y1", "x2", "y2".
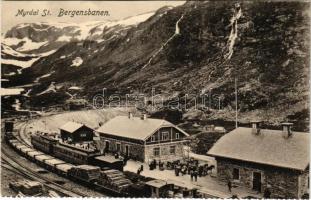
[
  {"x1": 53, "y1": 142, "x2": 101, "y2": 165},
  {"x1": 90, "y1": 155, "x2": 124, "y2": 171},
  {"x1": 4, "y1": 121, "x2": 14, "y2": 133},
  {"x1": 31, "y1": 134, "x2": 58, "y2": 154},
  {"x1": 4, "y1": 120, "x2": 15, "y2": 140}
]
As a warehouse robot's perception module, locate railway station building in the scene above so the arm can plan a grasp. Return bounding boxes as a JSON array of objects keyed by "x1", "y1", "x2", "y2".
[
  {"x1": 60, "y1": 121, "x2": 94, "y2": 143},
  {"x1": 95, "y1": 113, "x2": 189, "y2": 163},
  {"x1": 208, "y1": 122, "x2": 309, "y2": 199}
]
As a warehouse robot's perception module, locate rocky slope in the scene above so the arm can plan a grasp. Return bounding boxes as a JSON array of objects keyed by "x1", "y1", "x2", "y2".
[{"x1": 2, "y1": 1, "x2": 310, "y2": 128}]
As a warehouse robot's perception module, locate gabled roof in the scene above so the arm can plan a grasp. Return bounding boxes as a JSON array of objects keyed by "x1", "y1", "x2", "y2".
[
  {"x1": 207, "y1": 127, "x2": 309, "y2": 171},
  {"x1": 60, "y1": 121, "x2": 92, "y2": 133},
  {"x1": 145, "y1": 180, "x2": 168, "y2": 188},
  {"x1": 96, "y1": 116, "x2": 189, "y2": 141}
]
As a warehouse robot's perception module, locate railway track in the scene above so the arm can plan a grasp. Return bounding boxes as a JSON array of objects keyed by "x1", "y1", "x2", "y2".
[
  {"x1": 1, "y1": 144, "x2": 87, "y2": 197},
  {"x1": 2, "y1": 119, "x2": 112, "y2": 197},
  {"x1": 2, "y1": 121, "x2": 88, "y2": 197},
  {"x1": 14, "y1": 122, "x2": 32, "y2": 147}
]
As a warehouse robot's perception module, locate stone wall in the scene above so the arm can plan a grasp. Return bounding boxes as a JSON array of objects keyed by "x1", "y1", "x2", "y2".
[
  {"x1": 298, "y1": 170, "x2": 309, "y2": 197},
  {"x1": 216, "y1": 158, "x2": 304, "y2": 199},
  {"x1": 144, "y1": 141, "x2": 184, "y2": 163},
  {"x1": 265, "y1": 169, "x2": 299, "y2": 198},
  {"x1": 100, "y1": 136, "x2": 145, "y2": 161}
]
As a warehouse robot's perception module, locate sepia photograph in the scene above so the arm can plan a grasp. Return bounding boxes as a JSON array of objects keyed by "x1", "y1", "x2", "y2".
[{"x1": 1, "y1": 0, "x2": 310, "y2": 199}]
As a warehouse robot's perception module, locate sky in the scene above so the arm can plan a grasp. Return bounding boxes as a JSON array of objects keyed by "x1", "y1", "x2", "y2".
[{"x1": 1, "y1": 1, "x2": 185, "y2": 33}]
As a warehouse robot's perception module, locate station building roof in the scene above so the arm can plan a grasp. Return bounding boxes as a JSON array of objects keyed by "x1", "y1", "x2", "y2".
[
  {"x1": 96, "y1": 116, "x2": 189, "y2": 141},
  {"x1": 208, "y1": 127, "x2": 309, "y2": 171}
]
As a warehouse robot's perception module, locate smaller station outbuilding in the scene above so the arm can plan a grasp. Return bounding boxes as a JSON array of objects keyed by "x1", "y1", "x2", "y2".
[{"x1": 60, "y1": 121, "x2": 94, "y2": 143}]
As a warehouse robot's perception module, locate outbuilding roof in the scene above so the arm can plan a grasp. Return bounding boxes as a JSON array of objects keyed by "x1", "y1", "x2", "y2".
[
  {"x1": 95, "y1": 155, "x2": 122, "y2": 163},
  {"x1": 60, "y1": 121, "x2": 92, "y2": 133},
  {"x1": 207, "y1": 127, "x2": 309, "y2": 171},
  {"x1": 145, "y1": 180, "x2": 168, "y2": 188},
  {"x1": 96, "y1": 116, "x2": 189, "y2": 141}
]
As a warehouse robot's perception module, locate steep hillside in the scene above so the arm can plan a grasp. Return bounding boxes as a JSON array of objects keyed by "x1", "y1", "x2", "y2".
[{"x1": 3, "y1": 1, "x2": 310, "y2": 127}]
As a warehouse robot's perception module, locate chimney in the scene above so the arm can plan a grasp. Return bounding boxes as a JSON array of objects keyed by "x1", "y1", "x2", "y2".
[
  {"x1": 141, "y1": 114, "x2": 147, "y2": 120},
  {"x1": 251, "y1": 120, "x2": 261, "y2": 135},
  {"x1": 281, "y1": 122, "x2": 293, "y2": 138},
  {"x1": 128, "y1": 112, "x2": 133, "y2": 119}
]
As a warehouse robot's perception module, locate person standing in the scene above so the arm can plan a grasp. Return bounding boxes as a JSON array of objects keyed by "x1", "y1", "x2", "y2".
[
  {"x1": 264, "y1": 185, "x2": 271, "y2": 198},
  {"x1": 194, "y1": 168, "x2": 198, "y2": 182},
  {"x1": 190, "y1": 169, "x2": 194, "y2": 181},
  {"x1": 227, "y1": 180, "x2": 232, "y2": 192}
]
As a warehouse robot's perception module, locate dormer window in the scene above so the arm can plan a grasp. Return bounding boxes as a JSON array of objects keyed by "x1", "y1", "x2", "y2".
[{"x1": 162, "y1": 131, "x2": 169, "y2": 141}]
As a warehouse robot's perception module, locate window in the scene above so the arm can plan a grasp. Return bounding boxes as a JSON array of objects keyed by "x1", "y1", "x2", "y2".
[
  {"x1": 176, "y1": 133, "x2": 180, "y2": 139},
  {"x1": 116, "y1": 143, "x2": 121, "y2": 152},
  {"x1": 170, "y1": 146, "x2": 176, "y2": 155},
  {"x1": 81, "y1": 133, "x2": 87, "y2": 137},
  {"x1": 153, "y1": 147, "x2": 160, "y2": 156},
  {"x1": 162, "y1": 131, "x2": 169, "y2": 141},
  {"x1": 150, "y1": 135, "x2": 156, "y2": 142},
  {"x1": 233, "y1": 168, "x2": 240, "y2": 180}
]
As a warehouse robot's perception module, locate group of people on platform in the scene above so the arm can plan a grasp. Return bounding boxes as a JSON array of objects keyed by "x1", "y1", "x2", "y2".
[{"x1": 146, "y1": 158, "x2": 214, "y2": 181}]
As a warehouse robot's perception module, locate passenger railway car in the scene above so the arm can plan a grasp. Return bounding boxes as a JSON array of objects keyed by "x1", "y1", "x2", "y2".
[
  {"x1": 53, "y1": 142, "x2": 101, "y2": 165},
  {"x1": 31, "y1": 134, "x2": 58, "y2": 154},
  {"x1": 31, "y1": 133, "x2": 103, "y2": 166}
]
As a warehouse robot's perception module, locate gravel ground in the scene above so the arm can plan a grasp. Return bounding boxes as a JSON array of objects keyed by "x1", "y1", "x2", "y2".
[{"x1": 1, "y1": 166, "x2": 20, "y2": 197}]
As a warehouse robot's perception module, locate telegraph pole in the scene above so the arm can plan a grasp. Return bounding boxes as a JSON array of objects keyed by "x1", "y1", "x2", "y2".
[
  {"x1": 218, "y1": 97, "x2": 221, "y2": 110},
  {"x1": 235, "y1": 78, "x2": 238, "y2": 128},
  {"x1": 209, "y1": 88, "x2": 212, "y2": 110}
]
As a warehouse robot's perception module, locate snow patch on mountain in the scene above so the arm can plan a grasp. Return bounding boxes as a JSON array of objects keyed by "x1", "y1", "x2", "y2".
[
  {"x1": 56, "y1": 35, "x2": 73, "y2": 42},
  {"x1": 71, "y1": 57, "x2": 83, "y2": 67},
  {"x1": 116, "y1": 12, "x2": 155, "y2": 26},
  {"x1": 2, "y1": 37, "x2": 21, "y2": 46},
  {"x1": 68, "y1": 86, "x2": 82, "y2": 90},
  {"x1": 2, "y1": 44, "x2": 30, "y2": 57},
  {"x1": 16, "y1": 38, "x2": 49, "y2": 52},
  {"x1": 34, "y1": 71, "x2": 55, "y2": 83},
  {"x1": 38, "y1": 50, "x2": 57, "y2": 57},
  {"x1": 37, "y1": 82, "x2": 58, "y2": 95},
  {"x1": 1, "y1": 46, "x2": 57, "y2": 69},
  {"x1": 2, "y1": 57, "x2": 41, "y2": 68},
  {"x1": 1, "y1": 88, "x2": 24, "y2": 96}
]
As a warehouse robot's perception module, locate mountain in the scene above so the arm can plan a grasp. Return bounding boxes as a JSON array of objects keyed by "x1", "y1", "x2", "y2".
[
  {"x1": 2, "y1": 2, "x2": 310, "y2": 128},
  {"x1": 2, "y1": 11, "x2": 156, "y2": 54},
  {"x1": 1, "y1": 10, "x2": 158, "y2": 83}
]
